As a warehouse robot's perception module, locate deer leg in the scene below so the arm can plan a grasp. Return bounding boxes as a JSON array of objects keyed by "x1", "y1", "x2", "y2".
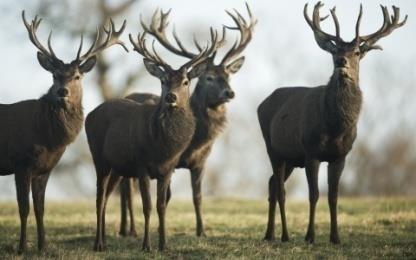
[
  {"x1": 94, "y1": 171, "x2": 110, "y2": 251},
  {"x1": 156, "y1": 173, "x2": 172, "y2": 251},
  {"x1": 328, "y1": 158, "x2": 345, "y2": 244},
  {"x1": 284, "y1": 165, "x2": 294, "y2": 182},
  {"x1": 191, "y1": 167, "x2": 205, "y2": 237},
  {"x1": 119, "y1": 178, "x2": 128, "y2": 236},
  {"x1": 31, "y1": 172, "x2": 50, "y2": 252},
  {"x1": 166, "y1": 181, "x2": 172, "y2": 205},
  {"x1": 305, "y1": 158, "x2": 320, "y2": 244},
  {"x1": 127, "y1": 178, "x2": 137, "y2": 237},
  {"x1": 102, "y1": 171, "x2": 122, "y2": 246},
  {"x1": 138, "y1": 175, "x2": 151, "y2": 251},
  {"x1": 15, "y1": 171, "x2": 31, "y2": 254},
  {"x1": 264, "y1": 161, "x2": 285, "y2": 241}
]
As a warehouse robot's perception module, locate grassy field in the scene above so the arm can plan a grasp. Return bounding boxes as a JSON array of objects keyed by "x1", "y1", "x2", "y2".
[{"x1": 0, "y1": 197, "x2": 415, "y2": 259}]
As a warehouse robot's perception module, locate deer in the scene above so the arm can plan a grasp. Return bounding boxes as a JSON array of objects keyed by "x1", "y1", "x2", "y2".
[
  {"x1": 112, "y1": 4, "x2": 256, "y2": 238},
  {"x1": 85, "y1": 19, "x2": 222, "y2": 251},
  {"x1": 257, "y1": 2, "x2": 406, "y2": 244},
  {"x1": 0, "y1": 11, "x2": 127, "y2": 253}
]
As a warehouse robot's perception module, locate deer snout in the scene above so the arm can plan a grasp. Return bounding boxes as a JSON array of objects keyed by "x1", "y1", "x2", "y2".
[
  {"x1": 57, "y1": 88, "x2": 69, "y2": 98},
  {"x1": 335, "y1": 57, "x2": 347, "y2": 68},
  {"x1": 224, "y1": 89, "x2": 235, "y2": 99},
  {"x1": 165, "y1": 92, "x2": 177, "y2": 105}
]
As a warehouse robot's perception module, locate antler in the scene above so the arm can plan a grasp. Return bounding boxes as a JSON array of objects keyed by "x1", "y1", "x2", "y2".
[
  {"x1": 220, "y1": 2, "x2": 257, "y2": 65},
  {"x1": 304, "y1": 2, "x2": 344, "y2": 53},
  {"x1": 139, "y1": 9, "x2": 226, "y2": 60},
  {"x1": 22, "y1": 10, "x2": 60, "y2": 63},
  {"x1": 76, "y1": 19, "x2": 129, "y2": 63},
  {"x1": 129, "y1": 32, "x2": 173, "y2": 71},
  {"x1": 358, "y1": 5, "x2": 407, "y2": 51}
]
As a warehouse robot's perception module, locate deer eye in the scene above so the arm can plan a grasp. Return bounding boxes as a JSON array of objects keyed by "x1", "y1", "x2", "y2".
[
  {"x1": 74, "y1": 75, "x2": 81, "y2": 80},
  {"x1": 206, "y1": 75, "x2": 214, "y2": 82},
  {"x1": 183, "y1": 80, "x2": 189, "y2": 86},
  {"x1": 355, "y1": 51, "x2": 361, "y2": 56}
]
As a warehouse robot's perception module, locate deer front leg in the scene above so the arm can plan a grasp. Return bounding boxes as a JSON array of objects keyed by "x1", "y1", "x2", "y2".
[
  {"x1": 15, "y1": 171, "x2": 31, "y2": 254},
  {"x1": 31, "y1": 172, "x2": 51, "y2": 252},
  {"x1": 156, "y1": 173, "x2": 172, "y2": 251},
  {"x1": 138, "y1": 175, "x2": 152, "y2": 251},
  {"x1": 191, "y1": 167, "x2": 205, "y2": 237},
  {"x1": 327, "y1": 158, "x2": 345, "y2": 244},
  {"x1": 305, "y1": 158, "x2": 320, "y2": 244}
]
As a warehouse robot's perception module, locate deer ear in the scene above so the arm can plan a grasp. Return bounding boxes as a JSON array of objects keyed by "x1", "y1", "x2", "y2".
[
  {"x1": 225, "y1": 56, "x2": 245, "y2": 74},
  {"x1": 79, "y1": 56, "x2": 97, "y2": 73},
  {"x1": 188, "y1": 61, "x2": 207, "y2": 79},
  {"x1": 37, "y1": 52, "x2": 55, "y2": 72},
  {"x1": 143, "y1": 59, "x2": 165, "y2": 79}
]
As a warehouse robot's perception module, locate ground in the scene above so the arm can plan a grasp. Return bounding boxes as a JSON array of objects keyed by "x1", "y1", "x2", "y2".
[{"x1": 0, "y1": 197, "x2": 415, "y2": 259}]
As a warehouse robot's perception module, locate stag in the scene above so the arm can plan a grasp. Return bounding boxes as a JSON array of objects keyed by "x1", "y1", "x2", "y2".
[
  {"x1": 85, "y1": 20, "x2": 222, "y2": 250},
  {"x1": 0, "y1": 12, "x2": 126, "y2": 253},
  {"x1": 116, "y1": 4, "x2": 256, "y2": 237},
  {"x1": 258, "y1": 2, "x2": 406, "y2": 244}
]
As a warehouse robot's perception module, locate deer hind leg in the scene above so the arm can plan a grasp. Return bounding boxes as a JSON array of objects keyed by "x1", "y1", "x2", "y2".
[
  {"x1": 126, "y1": 178, "x2": 137, "y2": 237},
  {"x1": 31, "y1": 172, "x2": 51, "y2": 252},
  {"x1": 119, "y1": 178, "x2": 129, "y2": 236},
  {"x1": 327, "y1": 158, "x2": 345, "y2": 244},
  {"x1": 101, "y1": 171, "x2": 122, "y2": 246},
  {"x1": 305, "y1": 158, "x2": 321, "y2": 244},
  {"x1": 191, "y1": 167, "x2": 205, "y2": 237},
  {"x1": 264, "y1": 160, "x2": 287, "y2": 241},
  {"x1": 138, "y1": 175, "x2": 151, "y2": 251},
  {"x1": 15, "y1": 171, "x2": 31, "y2": 254},
  {"x1": 93, "y1": 164, "x2": 111, "y2": 251}
]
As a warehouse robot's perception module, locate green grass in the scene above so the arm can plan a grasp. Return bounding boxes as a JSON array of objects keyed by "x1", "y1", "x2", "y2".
[{"x1": 0, "y1": 197, "x2": 415, "y2": 259}]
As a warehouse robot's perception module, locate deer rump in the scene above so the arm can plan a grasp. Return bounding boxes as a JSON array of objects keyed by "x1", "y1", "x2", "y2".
[{"x1": 258, "y1": 86, "x2": 357, "y2": 168}]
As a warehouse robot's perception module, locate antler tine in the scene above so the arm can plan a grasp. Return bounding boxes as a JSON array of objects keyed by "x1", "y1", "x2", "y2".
[
  {"x1": 76, "y1": 34, "x2": 84, "y2": 61},
  {"x1": 22, "y1": 10, "x2": 58, "y2": 61},
  {"x1": 78, "y1": 19, "x2": 128, "y2": 62},
  {"x1": 354, "y1": 4, "x2": 363, "y2": 44},
  {"x1": 220, "y1": 3, "x2": 256, "y2": 65},
  {"x1": 359, "y1": 5, "x2": 407, "y2": 49},
  {"x1": 330, "y1": 7, "x2": 340, "y2": 39},
  {"x1": 47, "y1": 31, "x2": 59, "y2": 60}
]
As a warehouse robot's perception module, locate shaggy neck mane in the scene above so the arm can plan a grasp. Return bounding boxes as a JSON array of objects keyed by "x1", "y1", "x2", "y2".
[
  {"x1": 150, "y1": 102, "x2": 196, "y2": 158},
  {"x1": 324, "y1": 71, "x2": 362, "y2": 136},
  {"x1": 190, "y1": 90, "x2": 227, "y2": 145},
  {"x1": 37, "y1": 91, "x2": 84, "y2": 150}
]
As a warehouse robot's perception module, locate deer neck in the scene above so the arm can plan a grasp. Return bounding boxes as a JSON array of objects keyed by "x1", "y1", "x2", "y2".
[
  {"x1": 38, "y1": 88, "x2": 84, "y2": 150},
  {"x1": 150, "y1": 101, "x2": 196, "y2": 157},
  {"x1": 190, "y1": 86, "x2": 227, "y2": 144},
  {"x1": 323, "y1": 70, "x2": 362, "y2": 136}
]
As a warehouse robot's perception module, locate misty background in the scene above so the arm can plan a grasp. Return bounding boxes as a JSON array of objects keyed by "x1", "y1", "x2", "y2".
[{"x1": 0, "y1": 0, "x2": 415, "y2": 201}]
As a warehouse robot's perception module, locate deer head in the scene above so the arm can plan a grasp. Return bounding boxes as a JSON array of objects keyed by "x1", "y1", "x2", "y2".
[
  {"x1": 22, "y1": 11, "x2": 127, "y2": 108},
  {"x1": 139, "y1": 4, "x2": 256, "y2": 108},
  {"x1": 304, "y1": 2, "x2": 407, "y2": 84},
  {"x1": 129, "y1": 21, "x2": 222, "y2": 111}
]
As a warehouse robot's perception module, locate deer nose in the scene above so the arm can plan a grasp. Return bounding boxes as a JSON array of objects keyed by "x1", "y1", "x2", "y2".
[
  {"x1": 165, "y1": 92, "x2": 177, "y2": 104},
  {"x1": 335, "y1": 57, "x2": 347, "y2": 68},
  {"x1": 224, "y1": 89, "x2": 235, "y2": 99},
  {"x1": 57, "y1": 88, "x2": 69, "y2": 97}
]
